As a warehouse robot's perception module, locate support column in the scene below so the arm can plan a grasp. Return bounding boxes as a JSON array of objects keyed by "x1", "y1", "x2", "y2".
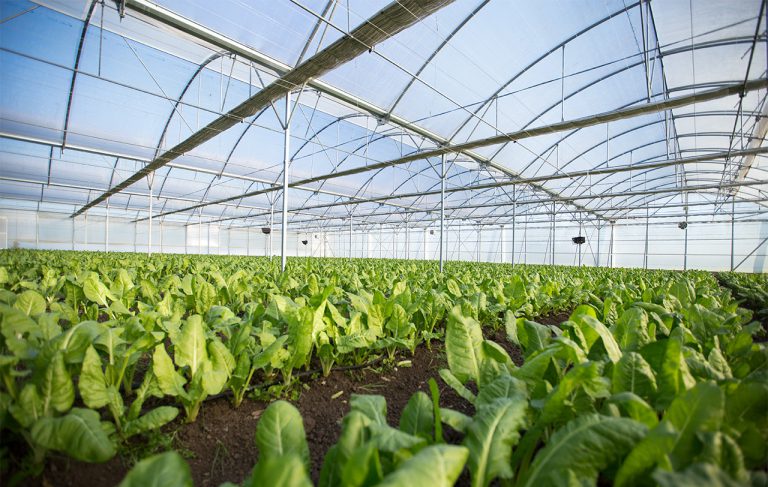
[
  {"x1": 35, "y1": 209, "x2": 39, "y2": 249},
  {"x1": 269, "y1": 205, "x2": 274, "y2": 260},
  {"x1": 280, "y1": 92, "x2": 290, "y2": 272},
  {"x1": 439, "y1": 154, "x2": 446, "y2": 272},
  {"x1": 643, "y1": 205, "x2": 649, "y2": 269},
  {"x1": 730, "y1": 196, "x2": 736, "y2": 271},
  {"x1": 500, "y1": 225, "x2": 506, "y2": 264},
  {"x1": 477, "y1": 224, "x2": 481, "y2": 262},
  {"x1": 551, "y1": 202, "x2": 556, "y2": 266},
  {"x1": 246, "y1": 227, "x2": 250, "y2": 256},
  {"x1": 105, "y1": 199, "x2": 109, "y2": 252},
  {"x1": 683, "y1": 199, "x2": 689, "y2": 271},
  {"x1": 349, "y1": 215, "x2": 353, "y2": 259},
  {"x1": 148, "y1": 176, "x2": 153, "y2": 256},
  {"x1": 596, "y1": 224, "x2": 601, "y2": 267},
  {"x1": 160, "y1": 220, "x2": 164, "y2": 254},
  {"x1": 405, "y1": 220, "x2": 409, "y2": 260},
  {"x1": 609, "y1": 221, "x2": 615, "y2": 268},
  {"x1": 512, "y1": 187, "x2": 516, "y2": 266},
  {"x1": 72, "y1": 216, "x2": 76, "y2": 251},
  {"x1": 84, "y1": 211, "x2": 88, "y2": 248}
]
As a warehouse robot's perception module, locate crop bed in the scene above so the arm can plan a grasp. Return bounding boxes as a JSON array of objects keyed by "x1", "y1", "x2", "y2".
[{"x1": 1, "y1": 250, "x2": 766, "y2": 486}]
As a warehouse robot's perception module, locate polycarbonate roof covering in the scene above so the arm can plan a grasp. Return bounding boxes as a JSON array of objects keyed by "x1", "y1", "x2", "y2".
[{"x1": 0, "y1": 0, "x2": 766, "y2": 231}]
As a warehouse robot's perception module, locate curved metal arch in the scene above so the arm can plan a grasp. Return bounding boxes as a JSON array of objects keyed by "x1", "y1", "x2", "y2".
[
  {"x1": 386, "y1": 0, "x2": 493, "y2": 116},
  {"x1": 62, "y1": 0, "x2": 98, "y2": 149},
  {"x1": 559, "y1": 131, "x2": 767, "y2": 205},
  {"x1": 448, "y1": 33, "x2": 761, "y2": 146},
  {"x1": 524, "y1": 109, "x2": 757, "y2": 188},
  {"x1": 434, "y1": 37, "x2": 764, "y2": 200},
  {"x1": 441, "y1": 1, "x2": 643, "y2": 143},
  {"x1": 154, "y1": 51, "x2": 236, "y2": 197}
]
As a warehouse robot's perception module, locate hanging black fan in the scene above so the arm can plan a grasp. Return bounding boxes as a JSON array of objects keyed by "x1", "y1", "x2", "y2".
[
  {"x1": 261, "y1": 227, "x2": 271, "y2": 235},
  {"x1": 572, "y1": 236, "x2": 585, "y2": 245},
  {"x1": 678, "y1": 222, "x2": 688, "y2": 230},
  {"x1": 301, "y1": 240, "x2": 308, "y2": 245},
  {"x1": 429, "y1": 230, "x2": 435, "y2": 235}
]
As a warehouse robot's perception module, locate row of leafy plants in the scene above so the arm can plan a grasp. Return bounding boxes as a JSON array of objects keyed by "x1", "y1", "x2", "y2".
[
  {"x1": 0, "y1": 250, "x2": 764, "y2": 484},
  {"x1": 114, "y1": 269, "x2": 767, "y2": 486}
]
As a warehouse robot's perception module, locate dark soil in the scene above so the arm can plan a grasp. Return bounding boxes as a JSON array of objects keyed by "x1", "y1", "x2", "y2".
[
  {"x1": 17, "y1": 341, "x2": 477, "y2": 487},
  {"x1": 535, "y1": 309, "x2": 573, "y2": 327}
]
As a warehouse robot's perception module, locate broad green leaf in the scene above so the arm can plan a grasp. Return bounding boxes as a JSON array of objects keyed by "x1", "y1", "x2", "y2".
[
  {"x1": 640, "y1": 333, "x2": 695, "y2": 409},
  {"x1": 83, "y1": 274, "x2": 116, "y2": 307},
  {"x1": 616, "y1": 382, "x2": 724, "y2": 485},
  {"x1": 519, "y1": 415, "x2": 647, "y2": 487},
  {"x1": 475, "y1": 373, "x2": 527, "y2": 408},
  {"x1": 118, "y1": 451, "x2": 192, "y2": 487},
  {"x1": 439, "y1": 368, "x2": 477, "y2": 404},
  {"x1": 539, "y1": 361, "x2": 609, "y2": 426},
  {"x1": 378, "y1": 444, "x2": 469, "y2": 487},
  {"x1": 368, "y1": 423, "x2": 426, "y2": 453},
  {"x1": 573, "y1": 314, "x2": 622, "y2": 363},
  {"x1": 13, "y1": 289, "x2": 46, "y2": 316},
  {"x1": 440, "y1": 407, "x2": 472, "y2": 434},
  {"x1": 79, "y1": 346, "x2": 109, "y2": 409},
  {"x1": 653, "y1": 462, "x2": 743, "y2": 487},
  {"x1": 604, "y1": 392, "x2": 659, "y2": 429},
  {"x1": 42, "y1": 352, "x2": 74, "y2": 414},
  {"x1": 445, "y1": 305, "x2": 485, "y2": 384},
  {"x1": 612, "y1": 307, "x2": 652, "y2": 351},
  {"x1": 340, "y1": 441, "x2": 383, "y2": 487},
  {"x1": 255, "y1": 400, "x2": 310, "y2": 471},
  {"x1": 175, "y1": 315, "x2": 207, "y2": 376},
  {"x1": 612, "y1": 351, "x2": 657, "y2": 401},
  {"x1": 399, "y1": 391, "x2": 433, "y2": 440},
  {"x1": 124, "y1": 406, "x2": 179, "y2": 438},
  {"x1": 152, "y1": 345, "x2": 187, "y2": 398},
  {"x1": 246, "y1": 454, "x2": 313, "y2": 487},
  {"x1": 464, "y1": 399, "x2": 527, "y2": 487},
  {"x1": 349, "y1": 394, "x2": 387, "y2": 426},
  {"x1": 31, "y1": 408, "x2": 116, "y2": 462}
]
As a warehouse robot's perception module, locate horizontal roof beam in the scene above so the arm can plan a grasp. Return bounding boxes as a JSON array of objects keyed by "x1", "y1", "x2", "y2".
[
  {"x1": 71, "y1": 0, "x2": 454, "y2": 218},
  {"x1": 290, "y1": 147, "x2": 768, "y2": 213}
]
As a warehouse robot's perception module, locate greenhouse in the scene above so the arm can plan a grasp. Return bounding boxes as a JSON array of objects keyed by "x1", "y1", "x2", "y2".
[{"x1": 0, "y1": 0, "x2": 767, "y2": 486}]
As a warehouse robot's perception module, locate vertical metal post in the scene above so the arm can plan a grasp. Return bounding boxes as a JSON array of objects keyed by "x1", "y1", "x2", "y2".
[
  {"x1": 160, "y1": 220, "x2": 164, "y2": 254},
  {"x1": 132, "y1": 220, "x2": 136, "y2": 253},
  {"x1": 512, "y1": 186, "x2": 516, "y2": 266},
  {"x1": 500, "y1": 225, "x2": 506, "y2": 264},
  {"x1": 551, "y1": 202, "x2": 556, "y2": 265},
  {"x1": 198, "y1": 213, "x2": 202, "y2": 254},
  {"x1": 349, "y1": 215, "x2": 353, "y2": 259},
  {"x1": 476, "y1": 224, "x2": 481, "y2": 262},
  {"x1": 405, "y1": 220, "x2": 409, "y2": 260},
  {"x1": 269, "y1": 205, "x2": 274, "y2": 260},
  {"x1": 683, "y1": 197, "x2": 689, "y2": 271},
  {"x1": 148, "y1": 178, "x2": 152, "y2": 256},
  {"x1": 730, "y1": 196, "x2": 736, "y2": 271},
  {"x1": 105, "y1": 199, "x2": 109, "y2": 252},
  {"x1": 609, "y1": 221, "x2": 615, "y2": 268},
  {"x1": 578, "y1": 219, "x2": 583, "y2": 267},
  {"x1": 379, "y1": 224, "x2": 383, "y2": 259},
  {"x1": 84, "y1": 211, "x2": 88, "y2": 248},
  {"x1": 439, "y1": 154, "x2": 446, "y2": 272},
  {"x1": 643, "y1": 205, "x2": 649, "y2": 269},
  {"x1": 246, "y1": 227, "x2": 250, "y2": 256},
  {"x1": 35, "y1": 209, "x2": 39, "y2": 249},
  {"x1": 72, "y1": 216, "x2": 76, "y2": 250},
  {"x1": 280, "y1": 92, "x2": 290, "y2": 272},
  {"x1": 596, "y1": 224, "x2": 601, "y2": 267}
]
